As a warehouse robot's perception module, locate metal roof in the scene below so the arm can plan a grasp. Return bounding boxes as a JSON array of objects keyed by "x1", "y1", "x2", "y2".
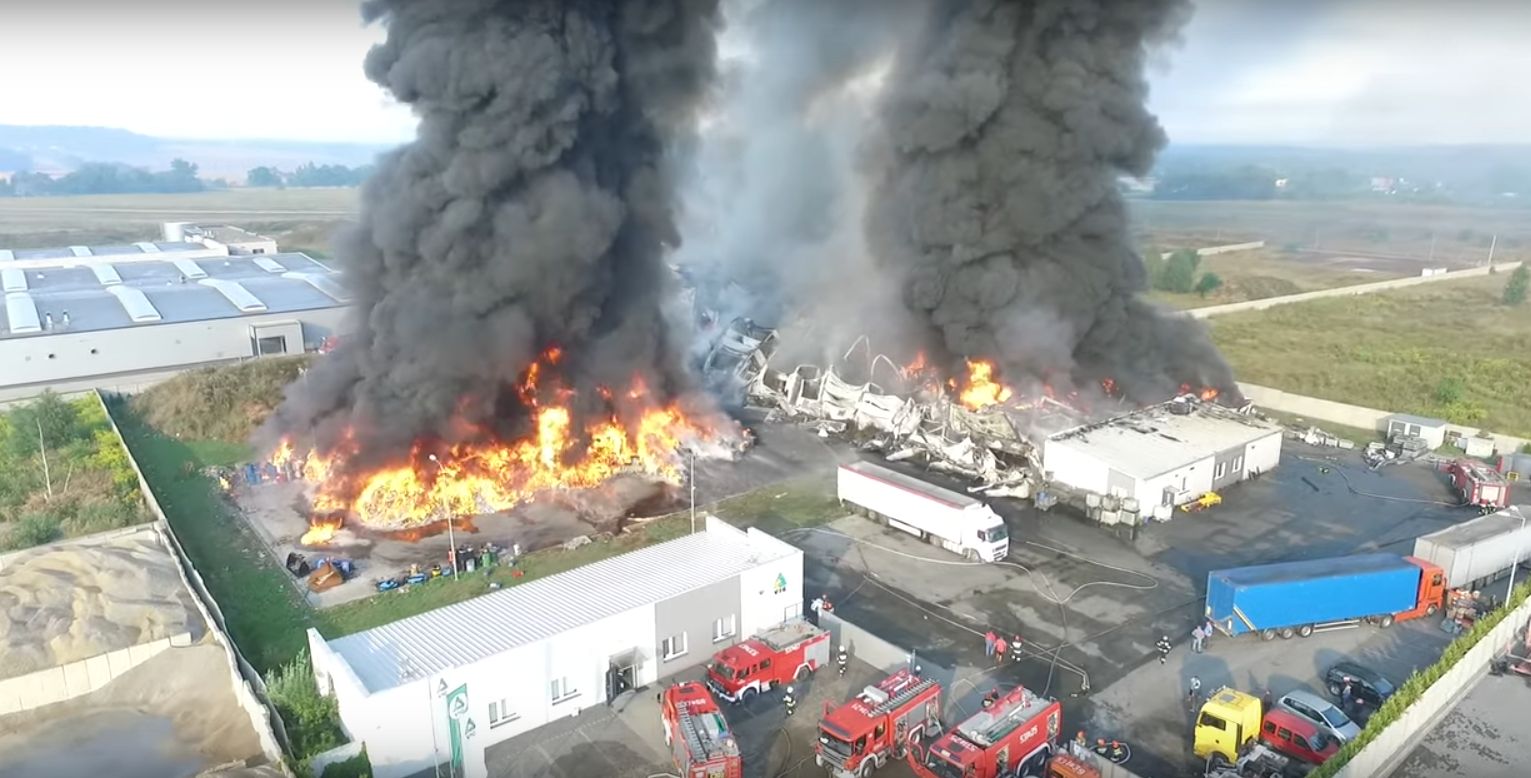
[
  {"x1": 3, "y1": 242, "x2": 206, "y2": 262},
  {"x1": 1415, "y1": 505, "x2": 1527, "y2": 549},
  {"x1": 1047, "y1": 400, "x2": 1281, "y2": 481},
  {"x1": 0, "y1": 252, "x2": 346, "y2": 339},
  {"x1": 326, "y1": 519, "x2": 799, "y2": 694}
]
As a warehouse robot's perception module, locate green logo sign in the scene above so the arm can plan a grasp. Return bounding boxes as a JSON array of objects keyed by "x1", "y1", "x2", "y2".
[
  {"x1": 774, "y1": 573, "x2": 787, "y2": 594},
  {"x1": 445, "y1": 683, "x2": 469, "y2": 777}
]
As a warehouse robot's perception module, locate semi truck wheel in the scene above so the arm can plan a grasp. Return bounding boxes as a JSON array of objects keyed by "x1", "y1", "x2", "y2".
[
  {"x1": 1426, "y1": 603, "x2": 1439, "y2": 616},
  {"x1": 796, "y1": 665, "x2": 811, "y2": 681},
  {"x1": 1379, "y1": 614, "x2": 1395, "y2": 628},
  {"x1": 965, "y1": 548, "x2": 979, "y2": 562},
  {"x1": 1260, "y1": 629, "x2": 1277, "y2": 641},
  {"x1": 742, "y1": 687, "x2": 758, "y2": 702},
  {"x1": 1279, "y1": 627, "x2": 1295, "y2": 639},
  {"x1": 1298, "y1": 624, "x2": 1314, "y2": 638}
]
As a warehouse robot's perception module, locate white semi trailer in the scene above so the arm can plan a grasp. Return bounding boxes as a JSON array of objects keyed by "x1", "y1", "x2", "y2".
[
  {"x1": 837, "y1": 461, "x2": 1009, "y2": 562},
  {"x1": 1413, "y1": 506, "x2": 1531, "y2": 590}
]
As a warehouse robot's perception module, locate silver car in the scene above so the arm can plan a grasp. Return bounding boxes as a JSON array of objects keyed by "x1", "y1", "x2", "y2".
[{"x1": 1277, "y1": 688, "x2": 1362, "y2": 743}]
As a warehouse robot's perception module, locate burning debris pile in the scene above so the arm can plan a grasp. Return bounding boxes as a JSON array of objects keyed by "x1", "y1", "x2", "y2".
[{"x1": 260, "y1": 0, "x2": 742, "y2": 540}]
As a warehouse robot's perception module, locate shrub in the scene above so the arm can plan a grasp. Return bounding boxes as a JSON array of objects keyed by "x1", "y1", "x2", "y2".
[
  {"x1": 1434, "y1": 376, "x2": 1465, "y2": 404},
  {"x1": 3, "y1": 514, "x2": 63, "y2": 550},
  {"x1": 1195, "y1": 272, "x2": 1224, "y2": 298},
  {"x1": 133, "y1": 357, "x2": 311, "y2": 443},
  {"x1": 266, "y1": 650, "x2": 345, "y2": 760},
  {"x1": 320, "y1": 750, "x2": 373, "y2": 778},
  {"x1": 1504, "y1": 265, "x2": 1529, "y2": 306},
  {"x1": 1155, "y1": 249, "x2": 1202, "y2": 293}
]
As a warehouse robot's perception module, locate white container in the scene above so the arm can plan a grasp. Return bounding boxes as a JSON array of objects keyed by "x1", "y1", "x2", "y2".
[{"x1": 838, "y1": 461, "x2": 1010, "y2": 562}]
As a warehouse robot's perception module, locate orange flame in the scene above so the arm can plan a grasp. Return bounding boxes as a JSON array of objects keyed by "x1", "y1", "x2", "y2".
[
  {"x1": 1178, "y1": 382, "x2": 1221, "y2": 402},
  {"x1": 300, "y1": 514, "x2": 343, "y2": 545},
  {"x1": 281, "y1": 349, "x2": 720, "y2": 531},
  {"x1": 956, "y1": 359, "x2": 1014, "y2": 410}
]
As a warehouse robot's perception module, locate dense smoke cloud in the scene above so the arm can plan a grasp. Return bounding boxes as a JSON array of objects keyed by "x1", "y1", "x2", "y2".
[
  {"x1": 261, "y1": 0, "x2": 721, "y2": 466},
  {"x1": 864, "y1": 0, "x2": 1238, "y2": 400}
]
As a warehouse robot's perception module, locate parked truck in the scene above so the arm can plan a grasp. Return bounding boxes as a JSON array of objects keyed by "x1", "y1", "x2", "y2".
[
  {"x1": 706, "y1": 619, "x2": 830, "y2": 703},
  {"x1": 661, "y1": 682, "x2": 743, "y2": 778},
  {"x1": 1413, "y1": 506, "x2": 1531, "y2": 590},
  {"x1": 838, "y1": 461, "x2": 1009, "y2": 562},
  {"x1": 1445, "y1": 459, "x2": 1512, "y2": 511},
  {"x1": 913, "y1": 685, "x2": 1063, "y2": 778},
  {"x1": 1206, "y1": 553, "x2": 1446, "y2": 640},
  {"x1": 817, "y1": 668, "x2": 943, "y2": 778}
]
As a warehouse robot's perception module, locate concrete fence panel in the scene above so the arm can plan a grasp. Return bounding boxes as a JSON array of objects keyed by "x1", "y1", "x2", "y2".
[
  {"x1": 0, "y1": 633, "x2": 187, "y2": 716},
  {"x1": 1240, "y1": 382, "x2": 1531, "y2": 456}
]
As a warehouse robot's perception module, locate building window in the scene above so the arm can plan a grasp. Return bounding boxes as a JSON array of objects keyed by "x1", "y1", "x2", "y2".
[
  {"x1": 253, "y1": 248, "x2": 266, "y2": 254},
  {"x1": 550, "y1": 676, "x2": 578, "y2": 704},
  {"x1": 1215, "y1": 462, "x2": 1227, "y2": 479},
  {"x1": 661, "y1": 632, "x2": 689, "y2": 660},
  {"x1": 1233, "y1": 456, "x2": 1243, "y2": 473},
  {"x1": 257, "y1": 335, "x2": 287, "y2": 356},
  {"x1": 713, "y1": 615, "x2": 737, "y2": 643},
  {"x1": 489, "y1": 699, "x2": 519, "y2": 728}
]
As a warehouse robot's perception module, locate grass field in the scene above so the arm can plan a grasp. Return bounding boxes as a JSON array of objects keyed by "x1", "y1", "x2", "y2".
[
  {"x1": 1146, "y1": 247, "x2": 1401, "y2": 309},
  {"x1": 1211, "y1": 271, "x2": 1531, "y2": 437},
  {"x1": 0, "y1": 187, "x2": 357, "y2": 257},
  {"x1": 1133, "y1": 199, "x2": 1531, "y2": 263}
]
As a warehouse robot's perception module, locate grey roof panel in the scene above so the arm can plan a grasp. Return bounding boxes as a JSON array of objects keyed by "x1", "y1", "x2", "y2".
[{"x1": 12, "y1": 248, "x2": 73, "y2": 261}]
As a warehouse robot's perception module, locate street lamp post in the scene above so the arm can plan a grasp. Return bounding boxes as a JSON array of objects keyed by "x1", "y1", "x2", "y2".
[
  {"x1": 689, "y1": 447, "x2": 697, "y2": 535},
  {"x1": 1507, "y1": 510, "x2": 1527, "y2": 606},
  {"x1": 428, "y1": 454, "x2": 459, "y2": 579}
]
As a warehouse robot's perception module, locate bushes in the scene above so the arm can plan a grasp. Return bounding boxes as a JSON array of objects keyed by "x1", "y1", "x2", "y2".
[
  {"x1": 320, "y1": 750, "x2": 373, "y2": 778},
  {"x1": 133, "y1": 357, "x2": 310, "y2": 443},
  {"x1": 266, "y1": 650, "x2": 345, "y2": 760},
  {"x1": 1309, "y1": 580, "x2": 1531, "y2": 778},
  {"x1": 2, "y1": 514, "x2": 62, "y2": 550}
]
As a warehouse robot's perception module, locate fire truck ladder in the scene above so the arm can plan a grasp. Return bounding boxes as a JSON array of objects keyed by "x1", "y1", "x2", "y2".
[
  {"x1": 677, "y1": 703, "x2": 725, "y2": 763},
  {"x1": 864, "y1": 676, "x2": 940, "y2": 718}
]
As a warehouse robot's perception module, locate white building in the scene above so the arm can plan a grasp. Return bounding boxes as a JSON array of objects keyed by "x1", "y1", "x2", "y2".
[
  {"x1": 165, "y1": 222, "x2": 280, "y2": 255},
  {"x1": 1043, "y1": 398, "x2": 1283, "y2": 510},
  {"x1": 0, "y1": 240, "x2": 350, "y2": 402},
  {"x1": 306, "y1": 516, "x2": 804, "y2": 778},
  {"x1": 1385, "y1": 413, "x2": 1449, "y2": 449}
]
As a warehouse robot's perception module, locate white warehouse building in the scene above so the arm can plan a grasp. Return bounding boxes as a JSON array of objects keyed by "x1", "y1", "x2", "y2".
[
  {"x1": 306, "y1": 516, "x2": 804, "y2": 778},
  {"x1": 1043, "y1": 398, "x2": 1283, "y2": 511},
  {"x1": 0, "y1": 239, "x2": 350, "y2": 402}
]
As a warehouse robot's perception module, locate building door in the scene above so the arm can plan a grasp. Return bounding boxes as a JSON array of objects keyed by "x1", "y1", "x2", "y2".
[{"x1": 607, "y1": 651, "x2": 638, "y2": 702}]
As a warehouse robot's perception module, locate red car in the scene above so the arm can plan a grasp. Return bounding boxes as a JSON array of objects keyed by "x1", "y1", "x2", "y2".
[{"x1": 1260, "y1": 708, "x2": 1340, "y2": 765}]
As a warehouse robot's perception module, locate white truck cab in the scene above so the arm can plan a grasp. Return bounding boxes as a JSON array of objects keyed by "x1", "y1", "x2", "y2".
[{"x1": 838, "y1": 461, "x2": 1010, "y2": 562}]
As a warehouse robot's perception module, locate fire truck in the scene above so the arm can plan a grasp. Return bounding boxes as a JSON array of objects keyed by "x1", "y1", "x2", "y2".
[
  {"x1": 1445, "y1": 459, "x2": 1511, "y2": 511},
  {"x1": 706, "y1": 619, "x2": 830, "y2": 703},
  {"x1": 816, "y1": 668, "x2": 942, "y2": 778},
  {"x1": 661, "y1": 682, "x2": 743, "y2": 778},
  {"x1": 914, "y1": 685, "x2": 1063, "y2": 778}
]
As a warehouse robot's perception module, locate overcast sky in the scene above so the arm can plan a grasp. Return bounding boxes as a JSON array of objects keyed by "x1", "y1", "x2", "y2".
[{"x1": 1, "y1": 0, "x2": 1527, "y2": 147}]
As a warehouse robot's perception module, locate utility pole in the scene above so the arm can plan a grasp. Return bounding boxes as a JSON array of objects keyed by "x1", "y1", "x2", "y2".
[
  {"x1": 428, "y1": 454, "x2": 458, "y2": 579},
  {"x1": 689, "y1": 447, "x2": 697, "y2": 534},
  {"x1": 37, "y1": 419, "x2": 53, "y2": 500},
  {"x1": 1488, "y1": 233, "x2": 1498, "y2": 267},
  {"x1": 1507, "y1": 511, "x2": 1527, "y2": 606},
  {"x1": 1428, "y1": 231, "x2": 1437, "y2": 263}
]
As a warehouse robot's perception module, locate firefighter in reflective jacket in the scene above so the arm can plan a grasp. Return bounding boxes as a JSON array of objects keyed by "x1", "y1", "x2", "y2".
[
  {"x1": 837, "y1": 645, "x2": 849, "y2": 677},
  {"x1": 783, "y1": 685, "x2": 797, "y2": 716}
]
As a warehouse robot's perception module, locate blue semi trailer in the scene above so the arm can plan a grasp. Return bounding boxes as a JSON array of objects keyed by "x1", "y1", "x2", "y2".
[{"x1": 1206, "y1": 553, "x2": 1447, "y2": 640}]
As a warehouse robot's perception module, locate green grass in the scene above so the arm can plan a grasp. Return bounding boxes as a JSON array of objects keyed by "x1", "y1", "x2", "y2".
[
  {"x1": 132, "y1": 357, "x2": 312, "y2": 444},
  {"x1": 1212, "y1": 272, "x2": 1531, "y2": 437},
  {"x1": 109, "y1": 401, "x2": 314, "y2": 674},
  {"x1": 316, "y1": 473, "x2": 842, "y2": 639},
  {"x1": 1146, "y1": 248, "x2": 1402, "y2": 310}
]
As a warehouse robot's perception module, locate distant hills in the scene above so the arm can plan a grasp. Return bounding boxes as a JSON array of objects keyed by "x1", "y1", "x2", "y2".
[{"x1": 0, "y1": 124, "x2": 396, "y2": 181}]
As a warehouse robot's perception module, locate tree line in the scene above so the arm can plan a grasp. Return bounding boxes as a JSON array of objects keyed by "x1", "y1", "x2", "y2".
[
  {"x1": 246, "y1": 162, "x2": 373, "y2": 188},
  {"x1": 0, "y1": 158, "x2": 205, "y2": 196}
]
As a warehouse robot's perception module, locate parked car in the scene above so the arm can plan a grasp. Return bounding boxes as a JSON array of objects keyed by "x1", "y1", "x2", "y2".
[
  {"x1": 1277, "y1": 689, "x2": 1362, "y2": 743},
  {"x1": 1324, "y1": 661, "x2": 1395, "y2": 709},
  {"x1": 1260, "y1": 708, "x2": 1341, "y2": 765}
]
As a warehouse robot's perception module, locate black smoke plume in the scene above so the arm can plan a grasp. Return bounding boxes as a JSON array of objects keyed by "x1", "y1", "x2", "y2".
[
  {"x1": 864, "y1": 0, "x2": 1239, "y2": 401},
  {"x1": 261, "y1": 0, "x2": 721, "y2": 469}
]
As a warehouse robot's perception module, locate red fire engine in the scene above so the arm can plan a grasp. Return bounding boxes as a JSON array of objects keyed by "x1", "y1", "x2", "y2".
[
  {"x1": 705, "y1": 619, "x2": 830, "y2": 703},
  {"x1": 661, "y1": 682, "x2": 743, "y2": 778},
  {"x1": 816, "y1": 668, "x2": 943, "y2": 777},
  {"x1": 1446, "y1": 459, "x2": 1511, "y2": 510},
  {"x1": 913, "y1": 685, "x2": 1063, "y2": 778}
]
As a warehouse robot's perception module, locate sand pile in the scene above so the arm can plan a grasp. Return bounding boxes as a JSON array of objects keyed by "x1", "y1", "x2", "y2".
[{"x1": 0, "y1": 526, "x2": 199, "y2": 679}]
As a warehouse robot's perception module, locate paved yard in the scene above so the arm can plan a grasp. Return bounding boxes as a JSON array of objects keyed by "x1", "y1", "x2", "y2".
[{"x1": 1391, "y1": 672, "x2": 1531, "y2": 778}]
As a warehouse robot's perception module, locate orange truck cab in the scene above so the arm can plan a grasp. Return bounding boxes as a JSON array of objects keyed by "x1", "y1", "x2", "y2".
[{"x1": 1396, "y1": 556, "x2": 1448, "y2": 621}]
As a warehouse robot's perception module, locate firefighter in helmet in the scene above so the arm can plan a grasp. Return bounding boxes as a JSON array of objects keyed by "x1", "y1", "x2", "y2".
[
  {"x1": 837, "y1": 645, "x2": 849, "y2": 677},
  {"x1": 783, "y1": 685, "x2": 797, "y2": 717}
]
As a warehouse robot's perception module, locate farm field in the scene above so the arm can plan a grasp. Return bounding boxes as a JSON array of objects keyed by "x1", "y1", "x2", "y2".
[
  {"x1": 1145, "y1": 246, "x2": 1405, "y2": 309},
  {"x1": 1209, "y1": 272, "x2": 1531, "y2": 437}
]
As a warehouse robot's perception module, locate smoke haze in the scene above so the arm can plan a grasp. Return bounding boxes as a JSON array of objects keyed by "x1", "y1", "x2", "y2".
[
  {"x1": 262, "y1": 0, "x2": 721, "y2": 468},
  {"x1": 862, "y1": 0, "x2": 1237, "y2": 400}
]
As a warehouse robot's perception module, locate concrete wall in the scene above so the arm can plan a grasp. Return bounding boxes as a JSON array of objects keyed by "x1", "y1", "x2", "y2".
[
  {"x1": 1331, "y1": 602, "x2": 1531, "y2": 778},
  {"x1": 1188, "y1": 260, "x2": 1523, "y2": 319},
  {"x1": 1160, "y1": 241, "x2": 1266, "y2": 260},
  {"x1": 1240, "y1": 382, "x2": 1531, "y2": 456},
  {"x1": 101, "y1": 392, "x2": 292, "y2": 773},
  {"x1": 1, "y1": 307, "x2": 345, "y2": 390},
  {"x1": 0, "y1": 631, "x2": 193, "y2": 715}
]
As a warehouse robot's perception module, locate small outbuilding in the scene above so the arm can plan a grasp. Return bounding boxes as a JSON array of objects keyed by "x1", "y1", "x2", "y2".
[
  {"x1": 1043, "y1": 397, "x2": 1283, "y2": 510},
  {"x1": 1385, "y1": 414, "x2": 1449, "y2": 449}
]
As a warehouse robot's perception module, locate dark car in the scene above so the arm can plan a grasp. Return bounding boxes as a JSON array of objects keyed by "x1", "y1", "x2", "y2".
[{"x1": 1325, "y1": 661, "x2": 1395, "y2": 710}]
